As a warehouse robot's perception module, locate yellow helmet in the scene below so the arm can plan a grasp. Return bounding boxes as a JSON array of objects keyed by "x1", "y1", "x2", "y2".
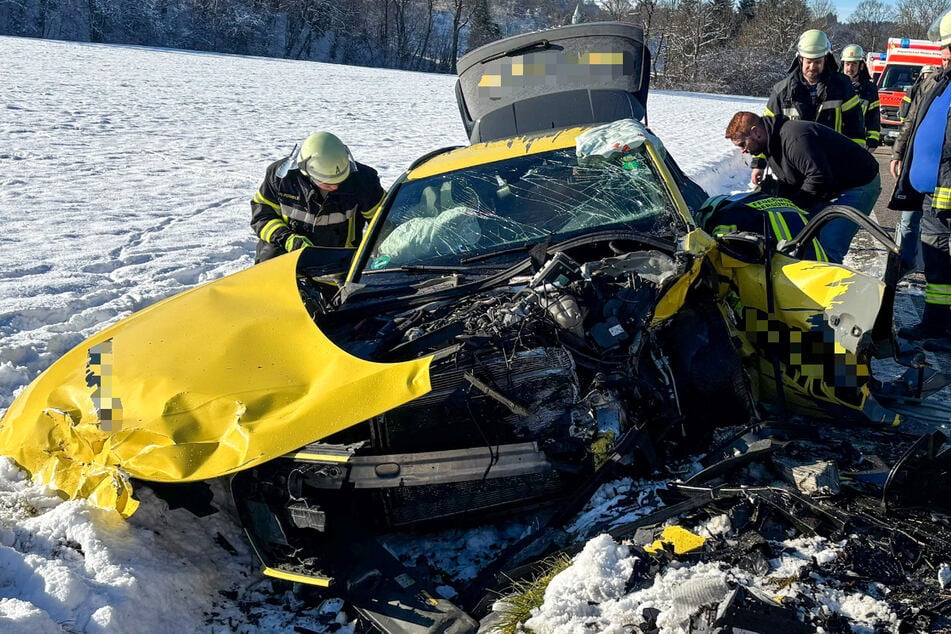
[
  {"x1": 929, "y1": 9, "x2": 951, "y2": 47},
  {"x1": 298, "y1": 132, "x2": 353, "y2": 185},
  {"x1": 797, "y1": 29, "x2": 832, "y2": 59},
  {"x1": 841, "y1": 44, "x2": 865, "y2": 62}
]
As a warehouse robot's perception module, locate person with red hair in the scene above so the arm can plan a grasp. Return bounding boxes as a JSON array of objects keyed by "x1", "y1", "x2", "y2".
[{"x1": 725, "y1": 111, "x2": 881, "y2": 263}]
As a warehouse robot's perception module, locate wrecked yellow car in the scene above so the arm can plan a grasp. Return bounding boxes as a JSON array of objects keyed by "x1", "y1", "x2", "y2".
[{"x1": 1, "y1": 21, "x2": 946, "y2": 633}]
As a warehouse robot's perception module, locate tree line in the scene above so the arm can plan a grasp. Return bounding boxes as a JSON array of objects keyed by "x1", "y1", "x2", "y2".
[{"x1": 1, "y1": 0, "x2": 949, "y2": 96}]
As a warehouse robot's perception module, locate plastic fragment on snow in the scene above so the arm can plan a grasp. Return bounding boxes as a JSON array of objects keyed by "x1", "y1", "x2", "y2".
[
  {"x1": 644, "y1": 525, "x2": 706, "y2": 555},
  {"x1": 670, "y1": 575, "x2": 731, "y2": 619},
  {"x1": 773, "y1": 456, "x2": 841, "y2": 496},
  {"x1": 714, "y1": 586, "x2": 812, "y2": 633}
]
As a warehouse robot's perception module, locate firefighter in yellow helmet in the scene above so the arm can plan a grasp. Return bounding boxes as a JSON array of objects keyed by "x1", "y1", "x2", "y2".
[
  {"x1": 840, "y1": 44, "x2": 881, "y2": 151},
  {"x1": 889, "y1": 9, "x2": 951, "y2": 348},
  {"x1": 250, "y1": 132, "x2": 385, "y2": 263},
  {"x1": 750, "y1": 29, "x2": 866, "y2": 188}
]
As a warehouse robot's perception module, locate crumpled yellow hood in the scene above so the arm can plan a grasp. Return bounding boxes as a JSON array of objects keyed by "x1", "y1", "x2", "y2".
[{"x1": 0, "y1": 250, "x2": 433, "y2": 517}]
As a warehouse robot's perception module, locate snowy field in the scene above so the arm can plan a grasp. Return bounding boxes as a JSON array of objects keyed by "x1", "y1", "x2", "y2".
[{"x1": 0, "y1": 35, "x2": 933, "y2": 632}]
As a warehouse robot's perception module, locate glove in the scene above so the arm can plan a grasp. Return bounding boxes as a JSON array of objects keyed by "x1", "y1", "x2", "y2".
[{"x1": 284, "y1": 234, "x2": 314, "y2": 252}]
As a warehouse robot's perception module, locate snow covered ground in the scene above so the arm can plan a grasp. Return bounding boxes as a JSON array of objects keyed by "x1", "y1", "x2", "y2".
[{"x1": 0, "y1": 35, "x2": 929, "y2": 632}]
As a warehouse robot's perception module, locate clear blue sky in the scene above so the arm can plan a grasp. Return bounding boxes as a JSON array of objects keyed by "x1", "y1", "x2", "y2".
[{"x1": 835, "y1": 0, "x2": 861, "y2": 20}]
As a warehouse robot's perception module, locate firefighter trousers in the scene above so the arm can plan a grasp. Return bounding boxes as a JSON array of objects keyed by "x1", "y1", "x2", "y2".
[{"x1": 920, "y1": 194, "x2": 951, "y2": 331}]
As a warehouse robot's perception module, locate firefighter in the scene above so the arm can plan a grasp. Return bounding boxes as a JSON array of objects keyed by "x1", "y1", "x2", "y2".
[
  {"x1": 728, "y1": 111, "x2": 880, "y2": 264},
  {"x1": 751, "y1": 30, "x2": 866, "y2": 186},
  {"x1": 841, "y1": 44, "x2": 882, "y2": 152},
  {"x1": 889, "y1": 10, "x2": 951, "y2": 348},
  {"x1": 890, "y1": 64, "x2": 943, "y2": 275},
  {"x1": 250, "y1": 132, "x2": 385, "y2": 263}
]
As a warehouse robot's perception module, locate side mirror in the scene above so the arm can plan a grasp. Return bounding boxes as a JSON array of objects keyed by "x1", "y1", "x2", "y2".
[{"x1": 715, "y1": 231, "x2": 767, "y2": 264}]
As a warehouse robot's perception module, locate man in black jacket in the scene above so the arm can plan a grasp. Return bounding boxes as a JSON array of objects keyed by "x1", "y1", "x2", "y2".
[
  {"x1": 890, "y1": 63, "x2": 943, "y2": 275},
  {"x1": 750, "y1": 29, "x2": 866, "y2": 186},
  {"x1": 727, "y1": 111, "x2": 881, "y2": 263},
  {"x1": 251, "y1": 132, "x2": 385, "y2": 263},
  {"x1": 889, "y1": 10, "x2": 951, "y2": 347}
]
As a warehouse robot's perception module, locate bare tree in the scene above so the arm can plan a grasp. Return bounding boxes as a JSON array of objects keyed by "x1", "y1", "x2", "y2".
[
  {"x1": 449, "y1": 0, "x2": 471, "y2": 64},
  {"x1": 663, "y1": 0, "x2": 731, "y2": 83},
  {"x1": 737, "y1": 0, "x2": 812, "y2": 58},
  {"x1": 895, "y1": 0, "x2": 951, "y2": 39},
  {"x1": 809, "y1": 0, "x2": 836, "y2": 26},
  {"x1": 413, "y1": 0, "x2": 436, "y2": 70},
  {"x1": 634, "y1": 0, "x2": 659, "y2": 44},
  {"x1": 599, "y1": 0, "x2": 635, "y2": 20},
  {"x1": 848, "y1": 0, "x2": 894, "y2": 51}
]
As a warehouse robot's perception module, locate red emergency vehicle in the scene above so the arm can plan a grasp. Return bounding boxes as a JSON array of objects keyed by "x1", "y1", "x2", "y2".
[
  {"x1": 867, "y1": 51, "x2": 886, "y2": 83},
  {"x1": 878, "y1": 38, "x2": 944, "y2": 144}
]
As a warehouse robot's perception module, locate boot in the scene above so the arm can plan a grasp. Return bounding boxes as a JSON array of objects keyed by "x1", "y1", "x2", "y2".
[{"x1": 898, "y1": 304, "x2": 951, "y2": 341}]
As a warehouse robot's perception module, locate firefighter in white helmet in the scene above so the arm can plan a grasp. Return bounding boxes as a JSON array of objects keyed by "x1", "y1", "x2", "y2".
[
  {"x1": 250, "y1": 132, "x2": 385, "y2": 263},
  {"x1": 841, "y1": 44, "x2": 881, "y2": 151},
  {"x1": 750, "y1": 29, "x2": 866, "y2": 192},
  {"x1": 889, "y1": 9, "x2": 951, "y2": 347}
]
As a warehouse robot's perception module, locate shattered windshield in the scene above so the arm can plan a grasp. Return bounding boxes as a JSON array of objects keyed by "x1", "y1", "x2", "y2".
[{"x1": 365, "y1": 145, "x2": 680, "y2": 270}]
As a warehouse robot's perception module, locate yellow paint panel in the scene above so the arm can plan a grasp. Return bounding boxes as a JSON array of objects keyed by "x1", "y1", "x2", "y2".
[
  {"x1": 644, "y1": 525, "x2": 707, "y2": 555},
  {"x1": 406, "y1": 129, "x2": 584, "y2": 180},
  {"x1": 0, "y1": 250, "x2": 433, "y2": 516},
  {"x1": 584, "y1": 52, "x2": 623, "y2": 64},
  {"x1": 652, "y1": 230, "x2": 712, "y2": 324},
  {"x1": 263, "y1": 567, "x2": 332, "y2": 587}
]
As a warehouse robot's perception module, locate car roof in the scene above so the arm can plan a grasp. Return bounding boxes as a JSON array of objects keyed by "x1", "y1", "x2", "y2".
[{"x1": 405, "y1": 125, "x2": 589, "y2": 180}]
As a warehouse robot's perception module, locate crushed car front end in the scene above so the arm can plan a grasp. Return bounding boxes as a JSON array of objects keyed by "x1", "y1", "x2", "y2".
[{"x1": 230, "y1": 121, "x2": 761, "y2": 595}]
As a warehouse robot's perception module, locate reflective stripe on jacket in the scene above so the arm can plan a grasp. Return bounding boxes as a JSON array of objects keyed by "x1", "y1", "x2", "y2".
[
  {"x1": 250, "y1": 159, "x2": 385, "y2": 252},
  {"x1": 852, "y1": 71, "x2": 881, "y2": 148},
  {"x1": 754, "y1": 57, "x2": 866, "y2": 170},
  {"x1": 890, "y1": 69, "x2": 951, "y2": 212},
  {"x1": 893, "y1": 72, "x2": 943, "y2": 162}
]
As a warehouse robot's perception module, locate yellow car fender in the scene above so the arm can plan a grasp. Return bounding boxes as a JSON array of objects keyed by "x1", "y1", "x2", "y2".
[
  {"x1": 710, "y1": 247, "x2": 885, "y2": 417},
  {"x1": 652, "y1": 229, "x2": 715, "y2": 324},
  {"x1": 0, "y1": 250, "x2": 433, "y2": 516}
]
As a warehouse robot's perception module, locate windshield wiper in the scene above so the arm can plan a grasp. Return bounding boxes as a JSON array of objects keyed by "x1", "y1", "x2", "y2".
[
  {"x1": 364, "y1": 263, "x2": 511, "y2": 274},
  {"x1": 461, "y1": 239, "x2": 552, "y2": 264},
  {"x1": 481, "y1": 39, "x2": 552, "y2": 63}
]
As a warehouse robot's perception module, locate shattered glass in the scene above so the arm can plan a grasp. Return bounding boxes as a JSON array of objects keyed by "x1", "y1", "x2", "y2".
[{"x1": 368, "y1": 146, "x2": 678, "y2": 269}]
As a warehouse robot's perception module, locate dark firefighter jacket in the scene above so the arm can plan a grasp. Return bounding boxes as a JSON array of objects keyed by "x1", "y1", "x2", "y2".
[
  {"x1": 754, "y1": 53, "x2": 866, "y2": 170},
  {"x1": 698, "y1": 193, "x2": 827, "y2": 261},
  {"x1": 893, "y1": 70, "x2": 943, "y2": 162},
  {"x1": 762, "y1": 115, "x2": 879, "y2": 209},
  {"x1": 851, "y1": 66, "x2": 881, "y2": 149},
  {"x1": 889, "y1": 68, "x2": 951, "y2": 212},
  {"x1": 251, "y1": 159, "x2": 385, "y2": 255}
]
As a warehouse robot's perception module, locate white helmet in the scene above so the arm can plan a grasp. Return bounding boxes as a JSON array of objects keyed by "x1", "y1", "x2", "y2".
[
  {"x1": 298, "y1": 132, "x2": 353, "y2": 185},
  {"x1": 929, "y1": 9, "x2": 951, "y2": 47},
  {"x1": 798, "y1": 29, "x2": 832, "y2": 59},
  {"x1": 841, "y1": 44, "x2": 865, "y2": 62}
]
